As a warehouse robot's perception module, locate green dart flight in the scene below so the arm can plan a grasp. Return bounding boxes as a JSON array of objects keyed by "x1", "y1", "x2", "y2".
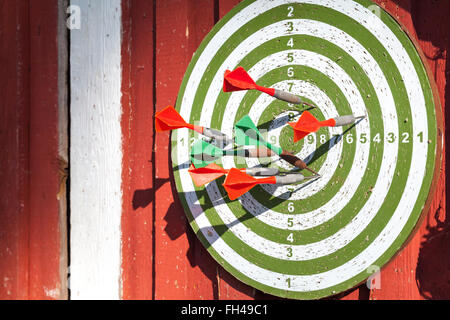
[
  {"x1": 190, "y1": 139, "x2": 274, "y2": 168},
  {"x1": 234, "y1": 115, "x2": 318, "y2": 175}
]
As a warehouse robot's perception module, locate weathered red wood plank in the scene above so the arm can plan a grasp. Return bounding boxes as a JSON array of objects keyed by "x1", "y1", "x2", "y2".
[
  {"x1": 0, "y1": 0, "x2": 31, "y2": 300},
  {"x1": 219, "y1": 0, "x2": 242, "y2": 20},
  {"x1": 409, "y1": 0, "x2": 449, "y2": 300},
  {"x1": 154, "y1": 0, "x2": 218, "y2": 299},
  {"x1": 28, "y1": 0, "x2": 64, "y2": 300},
  {"x1": 370, "y1": 0, "x2": 448, "y2": 300},
  {"x1": 0, "y1": 0, "x2": 64, "y2": 299},
  {"x1": 217, "y1": 267, "x2": 257, "y2": 300},
  {"x1": 121, "y1": 0, "x2": 156, "y2": 300}
]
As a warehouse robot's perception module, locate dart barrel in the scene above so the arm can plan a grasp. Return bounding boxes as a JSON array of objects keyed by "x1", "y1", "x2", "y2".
[
  {"x1": 273, "y1": 89, "x2": 303, "y2": 104},
  {"x1": 171, "y1": 0, "x2": 442, "y2": 299}
]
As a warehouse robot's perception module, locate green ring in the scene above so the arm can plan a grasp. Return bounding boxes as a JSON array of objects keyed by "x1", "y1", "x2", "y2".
[{"x1": 172, "y1": 0, "x2": 438, "y2": 300}]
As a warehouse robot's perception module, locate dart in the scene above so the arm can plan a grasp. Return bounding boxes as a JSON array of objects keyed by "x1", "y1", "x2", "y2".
[
  {"x1": 155, "y1": 105, "x2": 232, "y2": 146},
  {"x1": 190, "y1": 139, "x2": 274, "y2": 168},
  {"x1": 222, "y1": 168, "x2": 319, "y2": 200},
  {"x1": 234, "y1": 115, "x2": 318, "y2": 175},
  {"x1": 223, "y1": 67, "x2": 315, "y2": 107},
  {"x1": 188, "y1": 163, "x2": 279, "y2": 187},
  {"x1": 288, "y1": 110, "x2": 366, "y2": 142}
]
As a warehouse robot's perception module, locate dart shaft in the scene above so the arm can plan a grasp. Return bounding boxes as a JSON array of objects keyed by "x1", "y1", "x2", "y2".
[
  {"x1": 255, "y1": 176, "x2": 277, "y2": 185},
  {"x1": 279, "y1": 150, "x2": 318, "y2": 175},
  {"x1": 201, "y1": 127, "x2": 233, "y2": 145},
  {"x1": 223, "y1": 148, "x2": 274, "y2": 158},
  {"x1": 245, "y1": 167, "x2": 279, "y2": 176},
  {"x1": 255, "y1": 85, "x2": 303, "y2": 105},
  {"x1": 273, "y1": 89, "x2": 303, "y2": 104},
  {"x1": 275, "y1": 174, "x2": 306, "y2": 185},
  {"x1": 184, "y1": 123, "x2": 204, "y2": 133},
  {"x1": 264, "y1": 142, "x2": 283, "y2": 156},
  {"x1": 275, "y1": 173, "x2": 320, "y2": 185},
  {"x1": 318, "y1": 119, "x2": 337, "y2": 127},
  {"x1": 302, "y1": 101, "x2": 317, "y2": 109},
  {"x1": 244, "y1": 147, "x2": 275, "y2": 157},
  {"x1": 333, "y1": 115, "x2": 365, "y2": 127}
]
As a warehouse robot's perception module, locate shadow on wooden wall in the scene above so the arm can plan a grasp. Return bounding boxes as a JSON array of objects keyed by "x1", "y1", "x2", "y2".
[{"x1": 409, "y1": 0, "x2": 450, "y2": 300}]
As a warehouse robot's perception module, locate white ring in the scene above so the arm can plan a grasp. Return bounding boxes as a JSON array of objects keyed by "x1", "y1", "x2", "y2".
[{"x1": 176, "y1": 0, "x2": 428, "y2": 292}]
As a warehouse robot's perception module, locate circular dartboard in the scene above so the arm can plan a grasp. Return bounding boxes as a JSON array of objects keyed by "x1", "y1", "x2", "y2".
[{"x1": 171, "y1": 0, "x2": 442, "y2": 299}]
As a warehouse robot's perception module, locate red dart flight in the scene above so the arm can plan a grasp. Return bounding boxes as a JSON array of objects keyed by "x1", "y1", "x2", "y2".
[
  {"x1": 288, "y1": 111, "x2": 365, "y2": 142},
  {"x1": 224, "y1": 67, "x2": 310, "y2": 105},
  {"x1": 223, "y1": 67, "x2": 274, "y2": 96},
  {"x1": 222, "y1": 168, "x2": 276, "y2": 201},
  {"x1": 188, "y1": 163, "x2": 280, "y2": 187},
  {"x1": 155, "y1": 105, "x2": 232, "y2": 145},
  {"x1": 288, "y1": 110, "x2": 335, "y2": 142},
  {"x1": 155, "y1": 105, "x2": 202, "y2": 133},
  {"x1": 188, "y1": 163, "x2": 229, "y2": 187}
]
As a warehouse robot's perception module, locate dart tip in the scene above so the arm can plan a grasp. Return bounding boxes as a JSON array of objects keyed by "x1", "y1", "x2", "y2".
[
  {"x1": 355, "y1": 115, "x2": 366, "y2": 120},
  {"x1": 305, "y1": 166, "x2": 319, "y2": 176},
  {"x1": 302, "y1": 102, "x2": 317, "y2": 109},
  {"x1": 304, "y1": 174, "x2": 321, "y2": 180}
]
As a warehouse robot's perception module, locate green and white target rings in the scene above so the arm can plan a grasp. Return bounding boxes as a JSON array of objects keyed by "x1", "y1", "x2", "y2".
[{"x1": 172, "y1": 0, "x2": 442, "y2": 299}]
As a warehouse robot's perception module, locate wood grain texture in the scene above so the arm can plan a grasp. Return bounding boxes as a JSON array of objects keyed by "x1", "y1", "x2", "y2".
[
  {"x1": 28, "y1": 0, "x2": 65, "y2": 299},
  {"x1": 70, "y1": 0, "x2": 123, "y2": 299},
  {"x1": 120, "y1": 0, "x2": 155, "y2": 300},
  {"x1": 0, "y1": 0, "x2": 31, "y2": 300},
  {"x1": 370, "y1": 0, "x2": 448, "y2": 300},
  {"x1": 0, "y1": 0, "x2": 65, "y2": 299},
  {"x1": 219, "y1": 0, "x2": 242, "y2": 20},
  {"x1": 1, "y1": 0, "x2": 446, "y2": 301},
  {"x1": 154, "y1": 0, "x2": 219, "y2": 299}
]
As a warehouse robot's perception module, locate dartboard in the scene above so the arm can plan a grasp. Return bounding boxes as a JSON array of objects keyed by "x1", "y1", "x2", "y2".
[{"x1": 171, "y1": 0, "x2": 442, "y2": 299}]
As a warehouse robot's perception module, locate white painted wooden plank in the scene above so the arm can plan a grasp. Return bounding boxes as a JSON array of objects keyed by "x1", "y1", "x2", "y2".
[{"x1": 70, "y1": 0, "x2": 123, "y2": 300}]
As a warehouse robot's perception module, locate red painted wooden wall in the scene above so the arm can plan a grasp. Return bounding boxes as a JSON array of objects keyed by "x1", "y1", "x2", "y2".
[
  {"x1": 121, "y1": 0, "x2": 449, "y2": 300},
  {"x1": 0, "y1": 0, "x2": 67, "y2": 299},
  {"x1": 0, "y1": 0, "x2": 448, "y2": 300}
]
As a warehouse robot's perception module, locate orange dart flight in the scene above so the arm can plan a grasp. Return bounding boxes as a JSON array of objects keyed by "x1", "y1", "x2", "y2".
[
  {"x1": 155, "y1": 105, "x2": 202, "y2": 133},
  {"x1": 288, "y1": 111, "x2": 365, "y2": 142},
  {"x1": 188, "y1": 163, "x2": 279, "y2": 187},
  {"x1": 224, "y1": 67, "x2": 274, "y2": 96},
  {"x1": 155, "y1": 105, "x2": 232, "y2": 145},
  {"x1": 224, "y1": 67, "x2": 315, "y2": 106},
  {"x1": 222, "y1": 168, "x2": 277, "y2": 201},
  {"x1": 222, "y1": 168, "x2": 318, "y2": 200},
  {"x1": 188, "y1": 163, "x2": 229, "y2": 187},
  {"x1": 288, "y1": 110, "x2": 335, "y2": 142}
]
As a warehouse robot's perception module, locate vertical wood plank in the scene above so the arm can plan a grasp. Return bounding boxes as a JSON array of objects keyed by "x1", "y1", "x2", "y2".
[
  {"x1": 217, "y1": 267, "x2": 258, "y2": 300},
  {"x1": 370, "y1": 0, "x2": 448, "y2": 300},
  {"x1": 70, "y1": 0, "x2": 123, "y2": 299},
  {"x1": 28, "y1": 0, "x2": 66, "y2": 299},
  {"x1": 57, "y1": 0, "x2": 70, "y2": 300},
  {"x1": 0, "y1": 0, "x2": 31, "y2": 300},
  {"x1": 219, "y1": 0, "x2": 242, "y2": 19},
  {"x1": 410, "y1": 0, "x2": 448, "y2": 301},
  {"x1": 0, "y1": 0, "x2": 66, "y2": 299},
  {"x1": 154, "y1": 0, "x2": 218, "y2": 299},
  {"x1": 120, "y1": 0, "x2": 155, "y2": 300}
]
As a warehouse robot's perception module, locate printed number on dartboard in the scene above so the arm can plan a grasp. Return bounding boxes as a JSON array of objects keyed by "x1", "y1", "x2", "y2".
[{"x1": 305, "y1": 132, "x2": 425, "y2": 144}]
